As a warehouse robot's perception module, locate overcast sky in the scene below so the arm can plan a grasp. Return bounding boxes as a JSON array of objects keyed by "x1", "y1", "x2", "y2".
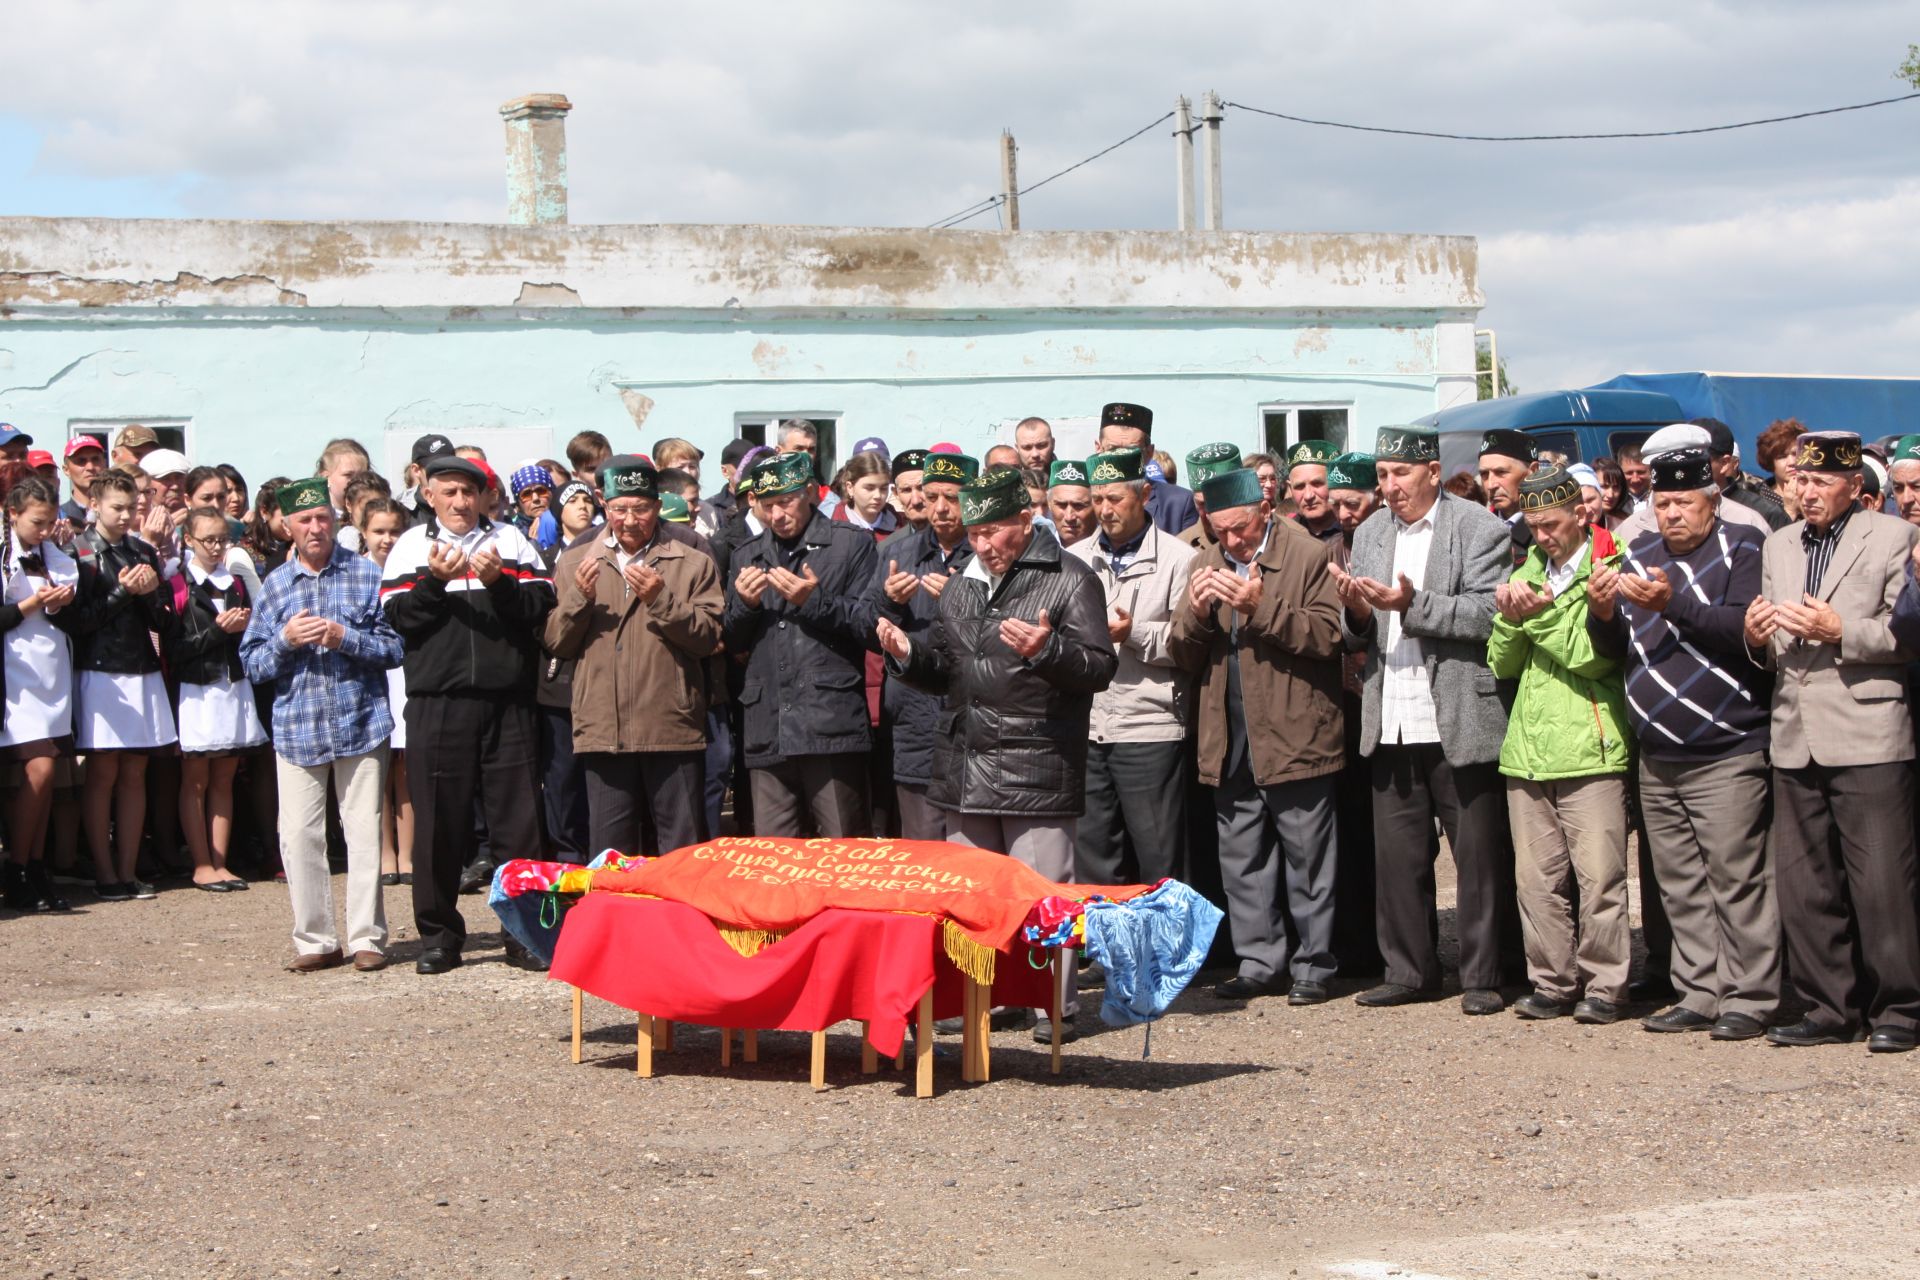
[{"x1": 4, "y1": 1, "x2": 1916, "y2": 391}]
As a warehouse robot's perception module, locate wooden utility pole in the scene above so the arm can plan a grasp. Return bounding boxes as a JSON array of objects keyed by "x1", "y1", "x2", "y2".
[
  {"x1": 1200, "y1": 90, "x2": 1223, "y2": 230},
  {"x1": 1174, "y1": 96, "x2": 1196, "y2": 231},
  {"x1": 1000, "y1": 130, "x2": 1020, "y2": 231}
]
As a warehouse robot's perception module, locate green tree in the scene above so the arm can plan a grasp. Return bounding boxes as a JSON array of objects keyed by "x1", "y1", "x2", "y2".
[
  {"x1": 1476, "y1": 338, "x2": 1518, "y2": 401},
  {"x1": 1900, "y1": 43, "x2": 1919, "y2": 88}
]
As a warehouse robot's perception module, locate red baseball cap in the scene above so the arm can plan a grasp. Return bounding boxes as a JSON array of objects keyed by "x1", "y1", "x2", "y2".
[
  {"x1": 26, "y1": 450, "x2": 55, "y2": 469},
  {"x1": 64, "y1": 435, "x2": 107, "y2": 459},
  {"x1": 475, "y1": 459, "x2": 501, "y2": 492},
  {"x1": 930, "y1": 442, "x2": 962, "y2": 454}
]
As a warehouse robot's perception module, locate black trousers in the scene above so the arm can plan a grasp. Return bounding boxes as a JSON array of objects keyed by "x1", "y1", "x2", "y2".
[
  {"x1": 749, "y1": 754, "x2": 869, "y2": 838},
  {"x1": 408, "y1": 695, "x2": 542, "y2": 954},
  {"x1": 1074, "y1": 739, "x2": 1187, "y2": 885},
  {"x1": 582, "y1": 750, "x2": 705, "y2": 857},
  {"x1": 538, "y1": 704, "x2": 590, "y2": 862},
  {"x1": 1332, "y1": 699, "x2": 1383, "y2": 976},
  {"x1": 1775, "y1": 761, "x2": 1920, "y2": 1031},
  {"x1": 1371, "y1": 744, "x2": 1507, "y2": 992}
]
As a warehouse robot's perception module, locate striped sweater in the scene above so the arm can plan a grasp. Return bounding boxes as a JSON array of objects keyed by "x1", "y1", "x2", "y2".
[{"x1": 1587, "y1": 518, "x2": 1770, "y2": 762}]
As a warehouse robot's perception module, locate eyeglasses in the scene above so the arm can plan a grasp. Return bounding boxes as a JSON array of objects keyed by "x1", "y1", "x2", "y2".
[{"x1": 191, "y1": 534, "x2": 231, "y2": 547}]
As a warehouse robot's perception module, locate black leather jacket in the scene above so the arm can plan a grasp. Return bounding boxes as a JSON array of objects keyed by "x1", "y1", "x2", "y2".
[
  {"x1": 71, "y1": 529, "x2": 173, "y2": 675},
  {"x1": 870, "y1": 522, "x2": 972, "y2": 786},
  {"x1": 164, "y1": 570, "x2": 252, "y2": 686},
  {"x1": 893, "y1": 525, "x2": 1116, "y2": 817}
]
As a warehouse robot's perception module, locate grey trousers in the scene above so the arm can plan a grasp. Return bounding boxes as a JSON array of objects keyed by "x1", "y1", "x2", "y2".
[
  {"x1": 749, "y1": 754, "x2": 869, "y2": 838},
  {"x1": 1371, "y1": 745, "x2": 1507, "y2": 992},
  {"x1": 1075, "y1": 739, "x2": 1187, "y2": 885},
  {"x1": 895, "y1": 782, "x2": 945, "y2": 842},
  {"x1": 1212, "y1": 760, "x2": 1338, "y2": 985},
  {"x1": 946, "y1": 810, "x2": 1078, "y2": 1016},
  {"x1": 1639, "y1": 751, "x2": 1781, "y2": 1021},
  {"x1": 1508, "y1": 774, "x2": 1630, "y2": 1005},
  {"x1": 279, "y1": 747, "x2": 388, "y2": 957}
]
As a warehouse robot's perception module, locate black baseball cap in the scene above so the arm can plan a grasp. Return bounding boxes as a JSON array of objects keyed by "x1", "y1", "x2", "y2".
[
  {"x1": 721, "y1": 438, "x2": 757, "y2": 467},
  {"x1": 1689, "y1": 418, "x2": 1736, "y2": 457},
  {"x1": 411, "y1": 433, "x2": 455, "y2": 464}
]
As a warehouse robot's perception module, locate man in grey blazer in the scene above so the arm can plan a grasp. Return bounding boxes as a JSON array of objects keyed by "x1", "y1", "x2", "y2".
[
  {"x1": 1330, "y1": 426, "x2": 1514, "y2": 1015},
  {"x1": 1744, "y1": 429, "x2": 1920, "y2": 1053}
]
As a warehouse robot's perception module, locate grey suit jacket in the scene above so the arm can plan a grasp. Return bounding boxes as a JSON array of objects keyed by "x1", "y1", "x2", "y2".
[
  {"x1": 1342, "y1": 492, "x2": 1509, "y2": 766},
  {"x1": 1759, "y1": 508, "x2": 1917, "y2": 769}
]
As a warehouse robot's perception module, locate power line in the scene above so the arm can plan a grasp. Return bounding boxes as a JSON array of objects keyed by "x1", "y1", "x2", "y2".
[
  {"x1": 927, "y1": 110, "x2": 1175, "y2": 228},
  {"x1": 1223, "y1": 91, "x2": 1920, "y2": 142}
]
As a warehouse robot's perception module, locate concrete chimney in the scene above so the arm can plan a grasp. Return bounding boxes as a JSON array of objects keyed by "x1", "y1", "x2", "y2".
[{"x1": 500, "y1": 93, "x2": 572, "y2": 226}]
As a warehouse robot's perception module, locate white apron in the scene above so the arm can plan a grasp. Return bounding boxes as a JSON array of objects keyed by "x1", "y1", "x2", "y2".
[{"x1": 0, "y1": 536, "x2": 77, "y2": 748}]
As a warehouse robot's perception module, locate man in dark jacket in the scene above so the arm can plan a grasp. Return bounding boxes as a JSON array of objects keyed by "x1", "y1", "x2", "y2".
[
  {"x1": 1695, "y1": 418, "x2": 1790, "y2": 532},
  {"x1": 1095, "y1": 402, "x2": 1198, "y2": 536},
  {"x1": 877, "y1": 466, "x2": 1116, "y2": 1038},
  {"x1": 722, "y1": 451, "x2": 879, "y2": 837},
  {"x1": 871, "y1": 451, "x2": 977, "y2": 840},
  {"x1": 380, "y1": 454, "x2": 555, "y2": 974}
]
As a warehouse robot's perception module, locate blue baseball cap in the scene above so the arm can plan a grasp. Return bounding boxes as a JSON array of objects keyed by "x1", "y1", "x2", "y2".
[{"x1": 0, "y1": 424, "x2": 33, "y2": 449}]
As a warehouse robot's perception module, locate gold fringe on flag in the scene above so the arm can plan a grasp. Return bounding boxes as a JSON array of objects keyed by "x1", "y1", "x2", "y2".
[
  {"x1": 942, "y1": 920, "x2": 997, "y2": 986},
  {"x1": 715, "y1": 927, "x2": 785, "y2": 958}
]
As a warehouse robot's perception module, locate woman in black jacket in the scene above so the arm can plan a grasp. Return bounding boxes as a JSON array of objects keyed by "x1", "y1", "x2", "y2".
[{"x1": 167, "y1": 506, "x2": 266, "y2": 892}]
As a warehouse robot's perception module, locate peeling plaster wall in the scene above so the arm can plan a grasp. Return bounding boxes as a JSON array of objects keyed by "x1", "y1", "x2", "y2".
[{"x1": 0, "y1": 217, "x2": 1482, "y2": 488}]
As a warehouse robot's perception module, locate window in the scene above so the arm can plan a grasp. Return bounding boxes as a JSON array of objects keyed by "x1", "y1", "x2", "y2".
[
  {"x1": 1259, "y1": 403, "x2": 1352, "y2": 456},
  {"x1": 1606, "y1": 429, "x2": 1653, "y2": 461},
  {"x1": 736, "y1": 413, "x2": 841, "y2": 482},
  {"x1": 68, "y1": 417, "x2": 189, "y2": 457}
]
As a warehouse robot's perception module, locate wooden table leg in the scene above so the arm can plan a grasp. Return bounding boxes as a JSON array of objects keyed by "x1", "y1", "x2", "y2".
[
  {"x1": 915, "y1": 988, "x2": 934, "y2": 1099},
  {"x1": 810, "y1": 1029, "x2": 828, "y2": 1091},
  {"x1": 637, "y1": 1014, "x2": 654, "y2": 1078},
  {"x1": 860, "y1": 1021, "x2": 878, "y2": 1074},
  {"x1": 659, "y1": 1020, "x2": 675, "y2": 1054},
  {"x1": 1050, "y1": 953, "x2": 1064, "y2": 1076},
  {"x1": 720, "y1": 1026, "x2": 733, "y2": 1068},
  {"x1": 743, "y1": 1029, "x2": 759, "y2": 1063},
  {"x1": 570, "y1": 986, "x2": 583, "y2": 1065}
]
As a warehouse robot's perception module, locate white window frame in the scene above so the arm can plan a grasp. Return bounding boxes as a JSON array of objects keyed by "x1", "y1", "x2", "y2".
[
  {"x1": 1256, "y1": 402, "x2": 1354, "y2": 457},
  {"x1": 67, "y1": 417, "x2": 191, "y2": 456},
  {"x1": 734, "y1": 412, "x2": 843, "y2": 477}
]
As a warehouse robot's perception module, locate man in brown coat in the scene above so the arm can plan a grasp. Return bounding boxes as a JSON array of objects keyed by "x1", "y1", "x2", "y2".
[
  {"x1": 1171, "y1": 466, "x2": 1345, "y2": 1005},
  {"x1": 544, "y1": 455, "x2": 724, "y2": 856}
]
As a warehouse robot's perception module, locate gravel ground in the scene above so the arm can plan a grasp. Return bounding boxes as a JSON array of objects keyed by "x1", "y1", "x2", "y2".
[{"x1": 4, "y1": 864, "x2": 1919, "y2": 1280}]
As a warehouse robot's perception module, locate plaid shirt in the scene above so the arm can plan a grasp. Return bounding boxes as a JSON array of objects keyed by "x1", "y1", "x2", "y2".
[{"x1": 239, "y1": 543, "x2": 402, "y2": 767}]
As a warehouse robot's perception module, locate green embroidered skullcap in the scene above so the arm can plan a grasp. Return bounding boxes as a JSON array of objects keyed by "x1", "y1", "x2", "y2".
[
  {"x1": 1373, "y1": 426, "x2": 1438, "y2": 463},
  {"x1": 755, "y1": 451, "x2": 816, "y2": 497},
  {"x1": 1199, "y1": 466, "x2": 1264, "y2": 512},
  {"x1": 1047, "y1": 459, "x2": 1090, "y2": 489},
  {"x1": 1285, "y1": 439, "x2": 1338, "y2": 469},
  {"x1": 659, "y1": 492, "x2": 691, "y2": 523},
  {"x1": 275, "y1": 477, "x2": 330, "y2": 517},
  {"x1": 1326, "y1": 452, "x2": 1377, "y2": 491},
  {"x1": 1185, "y1": 442, "x2": 1242, "y2": 488},
  {"x1": 957, "y1": 468, "x2": 1031, "y2": 527},
  {"x1": 1086, "y1": 447, "x2": 1145, "y2": 486},
  {"x1": 1892, "y1": 435, "x2": 1920, "y2": 464},
  {"x1": 1518, "y1": 464, "x2": 1580, "y2": 512},
  {"x1": 921, "y1": 452, "x2": 979, "y2": 487},
  {"x1": 599, "y1": 454, "x2": 659, "y2": 502}
]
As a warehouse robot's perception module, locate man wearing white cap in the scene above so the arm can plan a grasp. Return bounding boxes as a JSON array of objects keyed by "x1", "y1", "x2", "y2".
[{"x1": 1611, "y1": 426, "x2": 1768, "y2": 545}]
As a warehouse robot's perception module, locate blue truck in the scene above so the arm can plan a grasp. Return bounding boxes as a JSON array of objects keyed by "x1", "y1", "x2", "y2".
[{"x1": 1417, "y1": 372, "x2": 1920, "y2": 480}]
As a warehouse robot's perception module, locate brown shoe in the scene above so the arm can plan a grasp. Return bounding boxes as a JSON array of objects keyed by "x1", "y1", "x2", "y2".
[
  {"x1": 351, "y1": 950, "x2": 388, "y2": 972},
  {"x1": 286, "y1": 949, "x2": 344, "y2": 973}
]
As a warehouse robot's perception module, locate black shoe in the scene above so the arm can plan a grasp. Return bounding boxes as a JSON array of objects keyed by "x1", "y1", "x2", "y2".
[
  {"x1": 95, "y1": 880, "x2": 134, "y2": 902},
  {"x1": 415, "y1": 948, "x2": 463, "y2": 975},
  {"x1": 1077, "y1": 958, "x2": 1107, "y2": 988},
  {"x1": 1214, "y1": 974, "x2": 1283, "y2": 1001},
  {"x1": 988, "y1": 1006, "x2": 1030, "y2": 1032},
  {"x1": 130, "y1": 879, "x2": 157, "y2": 900},
  {"x1": 26, "y1": 864, "x2": 71, "y2": 912},
  {"x1": 1353, "y1": 982, "x2": 1439, "y2": 1008},
  {"x1": 933, "y1": 1017, "x2": 963, "y2": 1034},
  {"x1": 3, "y1": 862, "x2": 61, "y2": 912},
  {"x1": 1572, "y1": 998, "x2": 1622, "y2": 1025},
  {"x1": 1513, "y1": 991, "x2": 1572, "y2": 1020},
  {"x1": 456, "y1": 863, "x2": 495, "y2": 895},
  {"x1": 1461, "y1": 988, "x2": 1506, "y2": 1016},
  {"x1": 1287, "y1": 980, "x2": 1331, "y2": 1006},
  {"x1": 1031, "y1": 1014, "x2": 1078, "y2": 1044},
  {"x1": 1710, "y1": 1012, "x2": 1767, "y2": 1041},
  {"x1": 502, "y1": 937, "x2": 550, "y2": 972},
  {"x1": 1630, "y1": 976, "x2": 1678, "y2": 1003},
  {"x1": 1765, "y1": 1017, "x2": 1857, "y2": 1047},
  {"x1": 1641, "y1": 1006, "x2": 1714, "y2": 1033},
  {"x1": 397, "y1": 872, "x2": 413, "y2": 886},
  {"x1": 379, "y1": 872, "x2": 401, "y2": 887},
  {"x1": 1869, "y1": 1026, "x2": 1918, "y2": 1054}
]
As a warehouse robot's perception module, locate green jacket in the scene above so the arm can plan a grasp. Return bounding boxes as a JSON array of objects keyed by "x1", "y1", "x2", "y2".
[{"x1": 1486, "y1": 537, "x2": 1631, "y2": 782}]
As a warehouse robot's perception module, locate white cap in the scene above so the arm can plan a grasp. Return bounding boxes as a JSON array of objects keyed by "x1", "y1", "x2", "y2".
[
  {"x1": 1567, "y1": 463, "x2": 1600, "y2": 490},
  {"x1": 139, "y1": 448, "x2": 190, "y2": 479},
  {"x1": 1640, "y1": 423, "x2": 1711, "y2": 462}
]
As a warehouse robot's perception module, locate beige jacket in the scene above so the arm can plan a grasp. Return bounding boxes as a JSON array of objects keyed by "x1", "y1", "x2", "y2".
[
  {"x1": 1068, "y1": 522, "x2": 1198, "y2": 742},
  {"x1": 1759, "y1": 508, "x2": 1917, "y2": 769}
]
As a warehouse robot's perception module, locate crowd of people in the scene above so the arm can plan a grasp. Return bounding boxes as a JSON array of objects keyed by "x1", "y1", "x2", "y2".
[{"x1": 2, "y1": 404, "x2": 1918, "y2": 1055}]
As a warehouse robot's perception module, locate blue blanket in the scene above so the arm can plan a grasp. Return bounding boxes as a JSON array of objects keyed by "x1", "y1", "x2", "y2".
[{"x1": 1081, "y1": 881, "x2": 1223, "y2": 1026}]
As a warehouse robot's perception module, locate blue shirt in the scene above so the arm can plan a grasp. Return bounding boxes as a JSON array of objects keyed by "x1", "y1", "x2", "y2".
[{"x1": 239, "y1": 543, "x2": 403, "y2": 767}]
